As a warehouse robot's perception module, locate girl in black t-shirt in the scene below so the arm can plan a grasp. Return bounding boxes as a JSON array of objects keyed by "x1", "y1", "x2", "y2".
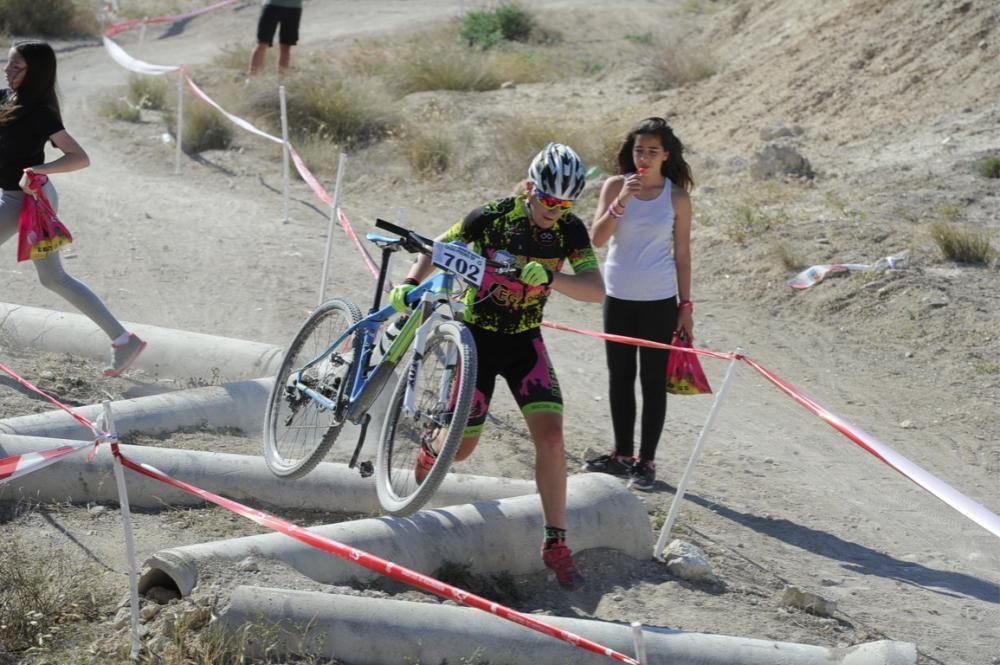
[{"x1": 0, "y1": 40, "x2": 146, "y2": 376}]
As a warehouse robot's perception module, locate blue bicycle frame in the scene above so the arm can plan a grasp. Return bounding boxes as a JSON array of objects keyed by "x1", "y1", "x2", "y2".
[{"x1": 288, "y1": 230, "x2": 465, "y2": 466}]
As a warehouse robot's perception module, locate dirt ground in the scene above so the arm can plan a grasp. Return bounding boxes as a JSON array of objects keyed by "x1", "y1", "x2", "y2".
[{"x1": 1, "y1": 1, "x2": 998, "y2": 664}]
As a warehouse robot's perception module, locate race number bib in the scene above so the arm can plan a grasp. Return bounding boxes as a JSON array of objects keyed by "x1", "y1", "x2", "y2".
[{"x1": 432, "y1": 241, "x2": 486, "y2": 288}]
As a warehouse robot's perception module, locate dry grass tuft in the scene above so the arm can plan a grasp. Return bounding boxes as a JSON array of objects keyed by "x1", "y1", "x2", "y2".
[
  {"x1": 0, "y1": 524, "x2": 107, "y2": 656},
  {"x1": 928, "y1": 222, "x2": 994, "y2": 265},
  {"x1": 401, "y1": 124, "x2": 454, "y2": 177},
  {"x1": 96, "y1": 96, "x2": 142, "y2": 123},
  {"x1": 0, "y1": 0, "x2": 98, "y2": 37},
  {"x1": 127, "y1": 75, "x2": 168, "y2": 110}
]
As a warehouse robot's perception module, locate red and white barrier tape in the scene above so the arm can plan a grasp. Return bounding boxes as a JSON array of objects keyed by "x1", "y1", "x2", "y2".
[
  {"x1": 183, "y1": 75, "x2": 284, "y2": 144},
  {"x1": 534, "y1": 326, "x2": 1000, "y2": 539},
  {"x1": 116, "y1": 450, "x2": 640, "y2": 664},
  {"x1": 742, "y1": 356, "x2": 1000, "y2": 539},
  {"x1": 103, "y1": 0, "x2": 239, "y2": 38},
  {"x1": 337, "y1": 209, "x2": 382, "y2": 278},
  {"x1": 0, "y1": 361, "x2": 101, "y2": 435},
  {"x1": 102, "y1": 36, "x2": 179, "y2": 75},
  {"x1": 0, "y1": 362, "x2": 107, "y2": 482},
  {"x1": 0, "y1": 441, "x2": 96, "y2": 483},
  {"x1": 541, "y1": 320, "x2": 736, "y2": 362}
]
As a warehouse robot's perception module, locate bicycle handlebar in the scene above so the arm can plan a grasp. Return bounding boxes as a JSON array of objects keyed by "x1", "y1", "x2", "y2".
[
  {"x1": 375, "y1": 218, "x2": 433, "y2": 254},
  {"x1": 374, "y1": 218, "x2": 517, "y2": 275}
]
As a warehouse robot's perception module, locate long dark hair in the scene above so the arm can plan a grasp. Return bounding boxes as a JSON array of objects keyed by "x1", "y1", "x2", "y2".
[
  {"x1": 0, "y1": 40, "x2": 61, "y2": 125},
  {"x1": 616, "y1": 117, "x2": 693, "y2": 192}
]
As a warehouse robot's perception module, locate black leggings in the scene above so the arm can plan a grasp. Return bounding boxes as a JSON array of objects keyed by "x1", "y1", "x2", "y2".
[{"x1": 603, "y1": 295, "x2": 678, "y2": 462}]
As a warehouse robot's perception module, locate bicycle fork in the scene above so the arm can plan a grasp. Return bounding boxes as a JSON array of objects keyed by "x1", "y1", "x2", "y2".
[{"x1": 402, "y1": 314, "x2": 459, "y2": 427}]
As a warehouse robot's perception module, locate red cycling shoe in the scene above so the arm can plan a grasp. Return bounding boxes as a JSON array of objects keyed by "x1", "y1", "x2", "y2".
[{"x1": 542, "y1": 540, "x2": 584, "y2": 590}]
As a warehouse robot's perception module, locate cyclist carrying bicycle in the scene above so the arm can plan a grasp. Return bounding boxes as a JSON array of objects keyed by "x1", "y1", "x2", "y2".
[{"x1": 390, "y1": 143, "x2": 604, "y2": 589}]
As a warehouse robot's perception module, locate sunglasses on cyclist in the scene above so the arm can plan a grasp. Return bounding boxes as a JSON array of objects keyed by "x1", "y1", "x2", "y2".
[{"x1": 534, "y1": 189, "x2": 573, "y2": 210}]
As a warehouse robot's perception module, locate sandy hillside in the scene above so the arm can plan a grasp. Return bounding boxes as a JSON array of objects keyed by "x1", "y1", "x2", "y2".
[{"x1": 1, "y1": 1, "x2": 998, "y2": 664}]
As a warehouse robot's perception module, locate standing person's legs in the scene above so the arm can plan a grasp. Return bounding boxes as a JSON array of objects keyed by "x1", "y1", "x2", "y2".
[
  {"x1": 248, "y1": 43, "x2": 268, "y2": 75},
  {"x1": 634, "y1": 298, "x2": 677, "y2": 462},
  {"x1": 278, "y1": 44, "x2": 292, "y2": 71},
  {"x1": 602, "y1": 296, "x2": 641, "y2": 457},
  {"x1": 249, "y1": 5, "x2": 280, "y2": 75}
]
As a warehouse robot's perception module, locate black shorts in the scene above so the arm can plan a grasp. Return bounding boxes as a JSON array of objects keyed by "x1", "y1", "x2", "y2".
[
  {"x1": 464, "y1": 326, "x2": 563, "y2": 436},
  {"x1": 256, "y1": 5, "x2": 302, "y2": 46}
]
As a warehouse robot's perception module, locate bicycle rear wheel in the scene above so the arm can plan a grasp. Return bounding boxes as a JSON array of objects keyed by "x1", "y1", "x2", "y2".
[
  {"x1": 263, "y1": 298, "x2": 362, "y2": 479},
  {"x1": 375, "y1": 320, "x2": 476, "y2": 515}
]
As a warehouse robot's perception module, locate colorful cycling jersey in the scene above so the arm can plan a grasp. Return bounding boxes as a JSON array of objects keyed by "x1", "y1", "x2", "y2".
[{"x1": 442, "y1": 194, "x2": 598, "y2": 333}]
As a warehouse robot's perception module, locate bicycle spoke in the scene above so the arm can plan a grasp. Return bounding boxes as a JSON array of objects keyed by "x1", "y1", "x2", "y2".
[
  {"x1": 263, "y1": 299, "x2": 361, "y2": 478},
  {"x1": 376, "y1": 321, "x2": 477, "y2": 515}
]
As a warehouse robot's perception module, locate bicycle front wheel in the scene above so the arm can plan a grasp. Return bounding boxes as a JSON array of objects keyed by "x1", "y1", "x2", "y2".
[
  {"x1": 375, "y1": 320, "x2": 477, "y2": 515},
  {"x1": 263, "y1": 298, "x2": 362, "y2": 479}
]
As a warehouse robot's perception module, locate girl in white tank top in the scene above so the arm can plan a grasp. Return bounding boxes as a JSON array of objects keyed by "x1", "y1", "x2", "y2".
[{"x1": 584, "y1": 117, "x2": 696, "y2": 491}]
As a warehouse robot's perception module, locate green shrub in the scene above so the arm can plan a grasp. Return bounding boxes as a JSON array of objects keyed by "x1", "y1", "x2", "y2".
[
  {"x1": 929, "y1": 221, "x2": 994, "y2": 264},
  {"x1": 678, "y1": 0, "x2": 719, "y2": 15},
  {"x1": 980, "y1": 156, "x2": 1000, "y2": 179},
  {"x1": 624, "y1": 32, "x2": 655, "y2": 45},
  {"x1": 460, "y1": 3, "x2": 533, "y2": 49},
  {"x1": 0, "y1": 0, "x2": 98, "y2": 37},
  {"x1": 127, "y1": 74, "x2": 168, "y2": 110}
]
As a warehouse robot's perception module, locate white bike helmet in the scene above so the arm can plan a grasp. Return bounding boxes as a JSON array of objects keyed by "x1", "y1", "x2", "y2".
[{"x1": 527, "y1": 142, "x2": 587, "y2": 201}]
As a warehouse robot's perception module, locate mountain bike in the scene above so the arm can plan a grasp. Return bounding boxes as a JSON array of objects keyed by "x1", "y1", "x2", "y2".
[{"x1": 263, "y1": 218, "x2": 512, "y2": 515}]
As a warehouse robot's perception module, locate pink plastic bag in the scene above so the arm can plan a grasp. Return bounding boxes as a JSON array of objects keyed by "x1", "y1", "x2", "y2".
[
  {"x1": 16, "y1": 173, "x2": 72, "y2": 262},
  {"x1": 666, "y1": 332, "x2": 712, "y2": 395}
]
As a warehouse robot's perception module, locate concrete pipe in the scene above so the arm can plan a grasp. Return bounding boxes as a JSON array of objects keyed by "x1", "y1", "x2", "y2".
[
  {"x1": 219, "y1": 587, "x2": 917, "y2": 665},
  {"x1": 140, "y1": 474, "x2": 651, "y2": 596},
  {"x1": 0, "y1": 433, "x2": 536, "y2": 512},
  {"x1": 0, "y1": 378, "x2": 272, "y2": 440},
  {"x1": 0, "y1": 302, "x2": 283, "y2": 383}
]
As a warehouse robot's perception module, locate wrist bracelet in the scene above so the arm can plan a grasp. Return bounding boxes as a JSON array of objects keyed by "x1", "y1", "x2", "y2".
[
  {"x1": 607, "y1": 204, "x2": 622, "y2": 219},
  {"x1": 679, "y1": 299, "x2": 694, "y2": 312},
  {"x1": 403, "y1": 277, "x2": 420, "y2": 287}
]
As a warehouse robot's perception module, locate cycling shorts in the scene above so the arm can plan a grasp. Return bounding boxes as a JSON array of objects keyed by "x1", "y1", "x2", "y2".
[{"x1": 464, "y1": 325, "x2": 562, "y2": 436}]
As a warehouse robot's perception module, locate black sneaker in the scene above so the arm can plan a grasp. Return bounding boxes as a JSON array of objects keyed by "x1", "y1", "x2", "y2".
[
  {"x1": 628, "y1": 459, "x2": 656, "y2": 491},
  {"x1": 582, "y1": 452, "x2": 634, "y2": 476}
]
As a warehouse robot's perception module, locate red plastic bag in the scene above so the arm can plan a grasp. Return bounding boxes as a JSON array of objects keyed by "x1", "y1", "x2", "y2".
[
  {"x1": 666, "y1": 332, "x2": 712, "y2": 395},
  {"x1": 17, "y1": 174, "x2": 72, "y2": 262}
]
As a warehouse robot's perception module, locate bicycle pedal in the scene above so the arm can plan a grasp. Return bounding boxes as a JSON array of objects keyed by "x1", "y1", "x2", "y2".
[{"x1": 358, "y1": 461, "x2": 374, "y2": 478}]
